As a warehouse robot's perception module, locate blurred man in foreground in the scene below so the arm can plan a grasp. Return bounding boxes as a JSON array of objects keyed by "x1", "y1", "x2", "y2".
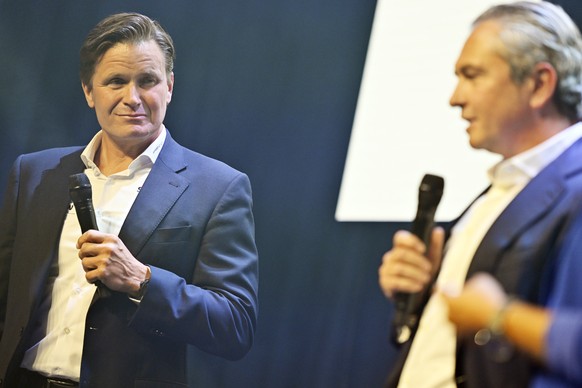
[{"x1": 379, "y1": 2, "x2": 582, "y2": 386}]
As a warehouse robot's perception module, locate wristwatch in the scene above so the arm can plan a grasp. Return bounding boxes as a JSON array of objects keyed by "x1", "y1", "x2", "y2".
[{"x1": 130, "y1": 266, "x2": 151, "y2": 303}]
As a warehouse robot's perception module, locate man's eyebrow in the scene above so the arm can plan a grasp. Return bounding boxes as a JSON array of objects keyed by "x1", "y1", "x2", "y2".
[{"x1": 101, "y1": 71, "x2": 126, "y2": 79}]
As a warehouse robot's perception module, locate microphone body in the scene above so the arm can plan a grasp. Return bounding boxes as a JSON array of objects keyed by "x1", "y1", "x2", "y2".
[
  {"x1": 69, "y1": 173, "x2": 98, "y2": 233},
  {"x1": 69, "y1": 173, "x2": 108, "y2": 292},
  {"x1": 392, "y1": 174, "x2": 444, "y2": 344}
]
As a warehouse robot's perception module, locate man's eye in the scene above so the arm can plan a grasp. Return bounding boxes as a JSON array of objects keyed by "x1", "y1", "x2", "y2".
[
  {"x1": 108, "y1": 78, "x2": 125, "y2": 86},
  {"x1": 462, "y1": 70, "x2": 483, "y2": 80},
  {"x1": 140, "y1": 77, "x2": 158, "y2": 87}
]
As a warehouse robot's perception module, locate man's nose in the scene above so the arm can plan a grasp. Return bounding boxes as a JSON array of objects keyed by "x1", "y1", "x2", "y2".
[{"x1": 123, "y1": 83, "x2": 141, "y2": 107}]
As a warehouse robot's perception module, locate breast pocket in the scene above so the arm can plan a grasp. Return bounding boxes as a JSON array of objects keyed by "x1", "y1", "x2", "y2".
[
  {"x1": 145, "y1": 226, "x2": 199, "y2": 278},
  {"x1": 149, "y1": 225, "x2": 193, "y2": 243}
]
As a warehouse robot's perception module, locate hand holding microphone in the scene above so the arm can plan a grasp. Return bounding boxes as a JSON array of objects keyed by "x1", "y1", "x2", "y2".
[
  {"x1": 69, "y1": 173, "x2": 149, "y2": 296},
  {"x1": 378, "y1": 174, "x2": 444, "y2": 344}
]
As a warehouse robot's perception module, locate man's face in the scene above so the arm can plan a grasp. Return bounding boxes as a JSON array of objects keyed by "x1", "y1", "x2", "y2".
[
  {"x1": 450, "y1": 21, "x2": 535, "y2": 158},
  {"x1": 82, "y1": 40, "x2": 174, "y2": 151}
]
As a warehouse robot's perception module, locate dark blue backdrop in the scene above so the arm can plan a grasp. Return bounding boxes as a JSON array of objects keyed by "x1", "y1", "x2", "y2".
[{"x1": 0, "y1": 1, "x2": 580, "y2": 387}]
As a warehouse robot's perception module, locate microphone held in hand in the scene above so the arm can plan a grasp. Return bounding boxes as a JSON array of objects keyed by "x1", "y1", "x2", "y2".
[
  {"x1": 69, "y1": 173, "x2": 98, "y2": 233},
  {"x1": 392, "y1": 173, "x2": 444, "y2": 344},
  {"x1": 69, "y1": 173, "x2": 107, "y2": 293}
]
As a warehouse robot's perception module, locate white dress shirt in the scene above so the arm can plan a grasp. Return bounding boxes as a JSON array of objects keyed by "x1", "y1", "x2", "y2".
[{"x1": 21, "y1": 128, "x2": 166, "y2": 381}]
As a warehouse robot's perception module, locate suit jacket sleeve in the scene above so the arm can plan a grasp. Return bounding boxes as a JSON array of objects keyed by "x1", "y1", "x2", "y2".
[
  {"x1": 533, "y1": 207, "x2": 582, "y2": 386},
  {"x1": 544, "y1": 312, "x2": 582, "y2": 384},
  {"x1": 127, "y1": 172, "x2": 259, "y2": 361}
]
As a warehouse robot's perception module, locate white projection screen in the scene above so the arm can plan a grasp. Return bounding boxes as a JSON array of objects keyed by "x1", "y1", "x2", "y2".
[{"x1": 335, "y1": 0, "x2": 535, "y2": 222}]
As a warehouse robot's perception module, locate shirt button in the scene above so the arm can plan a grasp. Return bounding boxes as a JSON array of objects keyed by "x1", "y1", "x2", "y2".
[{"x1": 64, "y1": 327, "x2": 71, "y2": 335}]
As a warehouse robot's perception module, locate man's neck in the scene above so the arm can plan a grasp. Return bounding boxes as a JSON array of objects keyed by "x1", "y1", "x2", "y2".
[{"x1": 501, "y1": 115, "x2": 574, "y2": 159}]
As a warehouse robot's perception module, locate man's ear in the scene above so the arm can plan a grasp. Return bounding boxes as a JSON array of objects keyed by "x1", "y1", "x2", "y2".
[
  {"x1": 529, "y1": 62, "x2": 558, "y2": 111},
  {"x1": 166, "y1": 72, "x2": 174, "y2": 105},
  {"x1": 82, "y1": 82, "x2": 95, "y2": 109}
]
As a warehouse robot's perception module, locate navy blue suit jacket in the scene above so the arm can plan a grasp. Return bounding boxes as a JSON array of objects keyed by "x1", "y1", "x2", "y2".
[
  {"x1": 529, "y1": 207, "x2": 582, "y2": 387},
  {"x1": 387, "y1": 137, "x2": 582, "y2": 388},
  {"x1": 0, "y1": 132, "x2": 259, "y2": 387}
]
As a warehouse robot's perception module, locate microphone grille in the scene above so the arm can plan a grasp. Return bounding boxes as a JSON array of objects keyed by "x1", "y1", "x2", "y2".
[{"x1": 418, "y1": 174, "x2": 445, "y2": 207}]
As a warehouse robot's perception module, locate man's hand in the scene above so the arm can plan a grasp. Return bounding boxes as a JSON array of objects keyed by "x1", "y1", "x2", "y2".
[
  {"x1": 77, "y1": 230, "x2": 150, "y2": 297},
  {"x1": 378, "y1": 227, "x2": 445, "y2": 299},
  {"x1": 441, "y1": 273, "x2": 508, "y2": 335}
]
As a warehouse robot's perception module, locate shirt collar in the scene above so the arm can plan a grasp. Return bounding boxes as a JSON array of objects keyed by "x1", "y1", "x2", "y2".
[
  {"x1": 487, "y1": 122, "x2": 582, "y2": 189},
  {"x1": 80, "y1": 126, "x2": 167, "y2": 175}
]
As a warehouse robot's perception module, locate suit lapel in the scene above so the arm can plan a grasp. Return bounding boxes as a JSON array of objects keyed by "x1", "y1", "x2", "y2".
[
  {"x1": 118, "y1": 134, "x2": 189, "y2": 258},
  {"x1": 467, "y1": 177, "x2": 564, "y2": 276},
  {"x1": 466, "y1": 138, "x2": 582, "y2": 277}
]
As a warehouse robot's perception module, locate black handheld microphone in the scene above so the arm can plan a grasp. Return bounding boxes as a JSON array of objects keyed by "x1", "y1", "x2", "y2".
[
  {"x1": 69, "y1": 173, "x2": 106, "y2": 292},
  {"x1": 69, "y1": 173, "x2": 99, "y2": 233},
  {"x1": 392, "y1": 173, "x2": 444, "y2": 344}
]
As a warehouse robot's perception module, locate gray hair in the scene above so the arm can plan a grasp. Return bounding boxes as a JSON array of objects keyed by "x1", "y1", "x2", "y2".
[{"x1": 475, "y1": 1, "x2": 582, "y2": 121}]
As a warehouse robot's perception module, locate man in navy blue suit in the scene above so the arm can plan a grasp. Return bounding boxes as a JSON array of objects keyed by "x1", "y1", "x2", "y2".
[
  {"x1": 0, "y1": 13, "x2": 258, "y2": 387},
  {"x1": 378, "y1": 2, "x2": 582, "y2": 387}
]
